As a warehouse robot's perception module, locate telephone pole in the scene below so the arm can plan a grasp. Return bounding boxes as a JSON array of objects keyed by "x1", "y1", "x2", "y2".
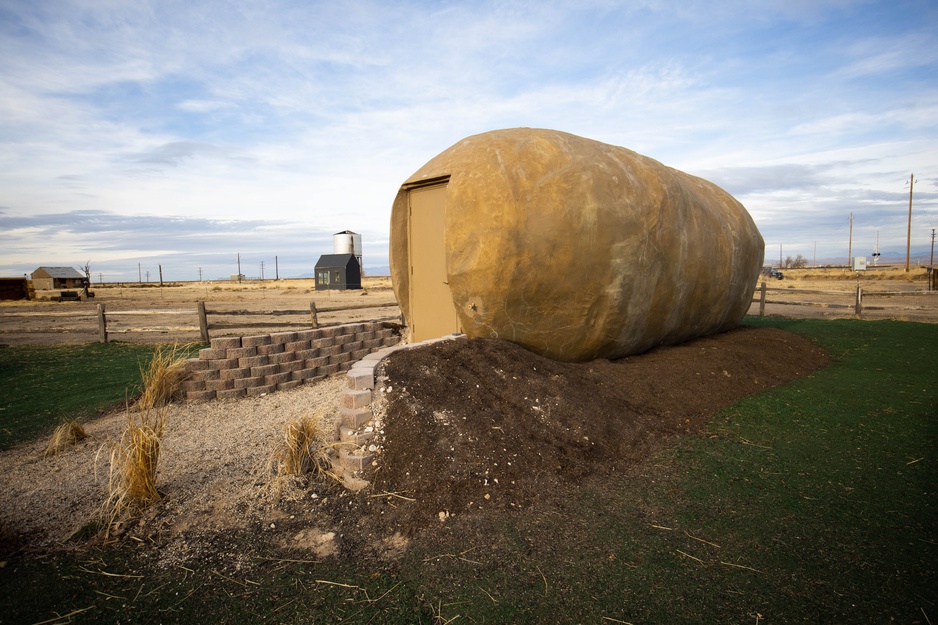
[
  {"x1": 930, "y1": 228, "x2": 935, "y2": 267},
  {"x1": 928, "y1": 228, "x2": 935, "y2": 291},
  {"x1": 848, "y1": 212, "x2": 853, "y2": 266},
  {"x1": 906, "y1": 173, "x2": 914, "y2": 272}
]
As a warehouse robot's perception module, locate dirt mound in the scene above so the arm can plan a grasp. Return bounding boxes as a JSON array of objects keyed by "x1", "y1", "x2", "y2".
[
  {"x1": 0, "y1": 324, "x2": 829, "y2": 566},
  {"x1": 364, "y1": 325, "x2": 829, "y2": 533}
]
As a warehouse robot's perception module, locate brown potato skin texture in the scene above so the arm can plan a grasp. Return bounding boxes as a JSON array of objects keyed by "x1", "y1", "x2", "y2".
[{"x1": 391, "y1": 128, "x2": 764, "y2": 362}]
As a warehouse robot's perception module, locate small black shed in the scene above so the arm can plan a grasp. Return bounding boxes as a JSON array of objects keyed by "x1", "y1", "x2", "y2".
[{"x1": 314, "y1": 254, "x2": 362, "y2": 291}]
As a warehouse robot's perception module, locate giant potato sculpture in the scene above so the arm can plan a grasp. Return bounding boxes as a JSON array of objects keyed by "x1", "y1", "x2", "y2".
[{"x1": 390, "y1": 128, "x2": 764, "y2": 362}]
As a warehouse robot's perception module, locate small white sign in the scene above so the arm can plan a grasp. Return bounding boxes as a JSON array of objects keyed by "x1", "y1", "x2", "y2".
[{"x1": 853, "y1": 256, "x2": 867, "y2": 271}]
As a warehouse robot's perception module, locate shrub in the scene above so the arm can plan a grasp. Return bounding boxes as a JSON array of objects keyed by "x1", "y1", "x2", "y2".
[
  {"x1": 136, "y1": 344, "x2": 190, "y2": 410},
  {"x1": 42, "y1": 419, "x2": 87, "y2": 457},
  {"x1": 270, "y1": 412, "x2": 338, "y2": 479},
  {"x1": 98, "y1": 408, "x2": 166, "y2": 539}
]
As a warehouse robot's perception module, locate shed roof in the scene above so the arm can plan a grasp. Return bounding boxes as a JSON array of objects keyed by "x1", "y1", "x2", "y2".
[
  {"x1": 315, "y1": 254, "x2": 358, "y2": 268},
  {"x1": 35, "y1": 266, "x2": 86, "y2": 279}
]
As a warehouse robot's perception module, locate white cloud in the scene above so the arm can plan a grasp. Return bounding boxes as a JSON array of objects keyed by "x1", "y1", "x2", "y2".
[{"x1": 0, "y1": 0, "x2": 936, "y2": 279}]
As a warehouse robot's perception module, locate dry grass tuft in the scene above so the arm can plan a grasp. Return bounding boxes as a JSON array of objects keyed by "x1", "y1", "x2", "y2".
[
  {"x1": 270, "y1": 412, "x2": 338, "y2": 480},
  {"x1": 43, "y1": 419, "x2": 87, "y2": 457},
  {"x1": 136, "y1": 344, "x2": 190, "y2": 410},
  {"x1": 97, "y1": 408, "x2": 166, "y2": 538}
]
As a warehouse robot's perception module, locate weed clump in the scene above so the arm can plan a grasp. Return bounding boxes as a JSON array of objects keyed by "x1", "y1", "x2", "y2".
[
  {"x1": 98, "y1": 408, "x2": 166, "y2": 538},
  {"x1": 270, "y1": 412, "x2": 338, "y2": 480},
  {"x1": 43, "y1": 419, "x2": 87, "y2": 457},
  {"x1": 136, "y1": 344, "x2": 190, "y2": 410}
]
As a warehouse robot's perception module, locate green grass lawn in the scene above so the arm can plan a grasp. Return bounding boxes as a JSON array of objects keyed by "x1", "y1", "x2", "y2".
[
  {"x1": 0, "y1": 319, "x2": 935, "y2": 624},
  {"x1": 0, "y1": 342, "x2": 201, "y2": 450}
]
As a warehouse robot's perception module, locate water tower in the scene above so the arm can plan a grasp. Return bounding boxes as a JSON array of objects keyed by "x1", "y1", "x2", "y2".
[{"x1": 333, "y1": 230, "x2": 362, "y2": 273}]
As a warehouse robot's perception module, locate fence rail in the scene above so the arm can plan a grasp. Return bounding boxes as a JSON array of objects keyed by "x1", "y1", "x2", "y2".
[
  {"x1": 752, "y1": 282, "x2": 937, "y2": 318},
  {"x1": 0, "y1": 300, "x2": 401, "y2": 344},
  {"x1": 196, "y1": 300, "x2": 401, "y2": 341},
  {"x1": 4, "y1": 286, "x2": 935, "y2": 344}
]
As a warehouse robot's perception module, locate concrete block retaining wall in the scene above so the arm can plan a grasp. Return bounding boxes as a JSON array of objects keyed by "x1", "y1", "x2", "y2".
[{"x1": 180, "y1": 321, "x2": 400, "y2": 402}]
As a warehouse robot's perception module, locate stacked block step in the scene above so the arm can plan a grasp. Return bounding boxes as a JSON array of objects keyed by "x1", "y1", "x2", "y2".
[
  {"x1": 335, "y1": 333, "x2": 465, "y2": 476},
  {"x1": 336, "y1": 348, "x2": 399, "y2": 474},
  {"x1": 181, "y1": 321, "x2": 399, "y2": 402}
]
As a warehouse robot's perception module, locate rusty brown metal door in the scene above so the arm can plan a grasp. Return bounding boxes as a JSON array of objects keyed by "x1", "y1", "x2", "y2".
[{"x1": 407, "y1": 182, "x2": 460, "y2": 342}]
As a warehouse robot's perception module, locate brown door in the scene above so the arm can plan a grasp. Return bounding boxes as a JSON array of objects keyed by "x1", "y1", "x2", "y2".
[{"x1": 407, "y1": 182, "x2": 460, "y2": 341}]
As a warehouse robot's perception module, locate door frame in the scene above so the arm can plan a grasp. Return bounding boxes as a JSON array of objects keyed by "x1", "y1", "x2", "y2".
[{"x1": 402, "y1": 176, "x2": 460, "y2": 341}]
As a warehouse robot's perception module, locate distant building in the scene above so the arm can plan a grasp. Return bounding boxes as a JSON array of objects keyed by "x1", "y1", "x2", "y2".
[
  {"x1": 30, "y1": 267, "x2": 88, "y2": 291},
  {"x1": 314, "y1": 254, "x2": 362, "y2": 291}
]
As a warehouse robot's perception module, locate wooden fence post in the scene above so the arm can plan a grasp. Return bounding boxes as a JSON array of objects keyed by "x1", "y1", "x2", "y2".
[
  {"x1": 855, "y1": 286, "x2": 863, "y2": 318},
  {"x1": 198, "y1": 301, "x2": 210, "y2": 343},
  {"x1": 759, "y1": 282, "x2": 767, "y2": 317},
  {"x1": 310, "y1": 301, "x2": 319, "y2": 329},
  {"x1": 97, "y1": 303, "x2": 108, "y2": 343}
]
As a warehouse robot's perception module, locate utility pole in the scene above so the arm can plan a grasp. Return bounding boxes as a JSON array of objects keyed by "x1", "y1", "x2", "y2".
[
  {"x1": 928, "y1": 228, "x2": 935, "y2": 291},
  {"x1": 138, "y1": 263, "x2": 142, "y2": 283},
  {"x1": 906, "y1": 173, "x2": 914, "y2": 272},
  {"x1": 158, "y1": 264, "x2": 163, "y2": 287},
  {"x1": 260, "y1": 261, "x2": 265, "y2": 281},
  {"x1": 848, "y1": 212, "x2": 853, "y2": 267},
  {"x1": 275, "y1": 256, "x2": 279, "y2": 280},
  {"x1": 198, "y1": 267, "x2": 203, "y2": 282},
  {"x1": 930, "y1": 228, "x2": 935, "y2": 267},
  {"x1": 237, "y1": 253, "x2": 242, "y2": 282}
]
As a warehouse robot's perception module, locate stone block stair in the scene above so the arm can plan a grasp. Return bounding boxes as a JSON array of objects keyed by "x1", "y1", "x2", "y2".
[{"x1": 334, "y1": 333, "x2": 465, "y2": 479}]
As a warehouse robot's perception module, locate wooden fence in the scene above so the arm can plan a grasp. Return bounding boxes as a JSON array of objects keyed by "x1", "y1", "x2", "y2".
[
  {"x1": 751, "y1": 282, "x2": 937, "y2": 318},
  {"x1": 0, "y1": 300, "x2": 400, "y2": 344},
  {"x1": 195, "y1": 301, "x2": 401, "y2": 342},
  {"x1": 4, "y1": 286, "x2": 935, "y2": 344}
]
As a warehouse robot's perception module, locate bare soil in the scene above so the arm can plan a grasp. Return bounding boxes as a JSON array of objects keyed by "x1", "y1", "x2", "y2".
[
  {"x1": 0, "y1": 324, "x2": 829, "y2": 568},
  {"x1": 362, "y1": 326, "x2": 829, "y2": 534}
]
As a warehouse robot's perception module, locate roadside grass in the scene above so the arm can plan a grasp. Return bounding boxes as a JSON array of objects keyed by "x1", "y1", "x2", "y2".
[
  {"x1": 0, "y1": 343, "x2": 200, "y2": 451},
  {"x1": 0, "y1": 319, "x2": 935, "y2": 624}
]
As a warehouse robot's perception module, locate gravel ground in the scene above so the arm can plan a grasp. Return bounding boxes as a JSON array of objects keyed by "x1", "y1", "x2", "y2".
[{"x1": 0, "y1": 375, "x2": 346, "y2": 555}]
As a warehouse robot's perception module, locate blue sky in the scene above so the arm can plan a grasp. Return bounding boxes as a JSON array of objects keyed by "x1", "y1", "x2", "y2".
[{"x1": 1, "y1": 0, "x2": 936, "y2": 281}]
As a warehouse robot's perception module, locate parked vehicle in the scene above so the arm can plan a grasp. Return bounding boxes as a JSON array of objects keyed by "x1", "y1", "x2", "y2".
[{"x1": 761, "y1": 267, "x2": 784, "y2": 280}]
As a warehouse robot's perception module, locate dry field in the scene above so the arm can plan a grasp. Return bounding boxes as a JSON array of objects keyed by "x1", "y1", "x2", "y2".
[
  {"x1": 2, "y1": 268, "x2": 936, "y2": 347},
  {"x1": 0, "y1": 276, "x2": 400, "y2": 346},
  {"x1": 748, "y1": 265, "x2": 937, "y2": 322}
]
